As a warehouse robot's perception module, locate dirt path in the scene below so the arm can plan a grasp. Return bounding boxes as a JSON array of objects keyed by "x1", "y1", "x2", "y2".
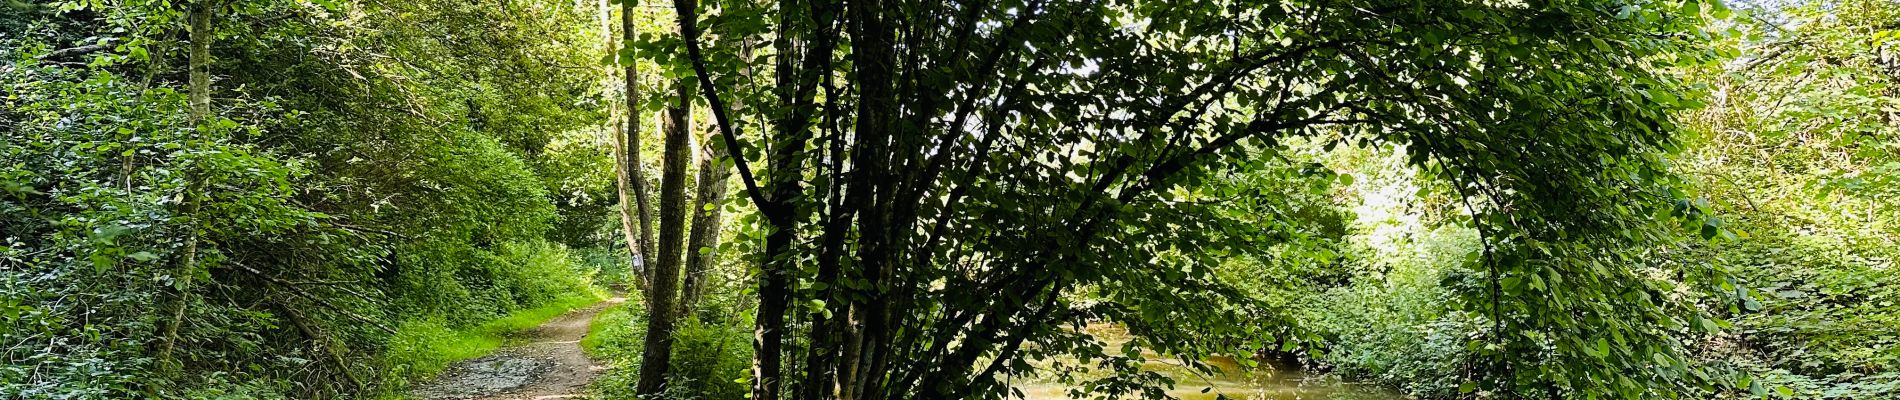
[{"x1": 410, "y1": 297, "x2": 626, "y2": 400}]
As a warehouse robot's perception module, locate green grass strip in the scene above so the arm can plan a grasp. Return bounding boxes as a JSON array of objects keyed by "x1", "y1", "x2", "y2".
[{"x1": 374, "y1": 293, "x2": 606, "y2": 398}]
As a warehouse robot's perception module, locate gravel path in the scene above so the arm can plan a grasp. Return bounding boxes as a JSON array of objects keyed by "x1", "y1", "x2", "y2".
[{"x1": 410, "y1": 297, "x2": 626, "y2": 400}]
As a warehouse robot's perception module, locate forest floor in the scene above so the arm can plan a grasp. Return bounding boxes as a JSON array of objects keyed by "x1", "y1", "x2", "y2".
[{"x1": 409, "y1": 296, "x2": 626, "y2": 400}]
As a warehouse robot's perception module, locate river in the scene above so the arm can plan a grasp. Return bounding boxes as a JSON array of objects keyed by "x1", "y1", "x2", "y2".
[
  {"x1": 1010, "y1": 326, "x2": 1406, "y2": 400},
  {"x1": 1013, "y1": 356, "x2": 1405, "y2": 400}
]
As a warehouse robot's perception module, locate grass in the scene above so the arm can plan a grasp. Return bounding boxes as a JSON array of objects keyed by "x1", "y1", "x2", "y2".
[
  {"x1": 374, "y1": 292, "x2": 607, "y2": 398},
  {"x1": 579, "y1": 298, "x2": 753, "y2": 400},
  {"x1": 579, "y1": 299, "x2": 644, "y2": 359},
  {"x1": 475, "y1": 294, "x2": 605, "y2": 339}
]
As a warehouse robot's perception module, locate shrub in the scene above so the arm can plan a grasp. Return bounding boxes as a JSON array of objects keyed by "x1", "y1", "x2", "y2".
[
  {"x1": 2, "y1": 46, "x2": 357, "y2": 400},
  {"x1": 575, "y1": 246, "x2": 635, "y2": 289},
  {"x1": 662, "y1": 318, "x2": 753, "y2": 400},
  {"x1": 587, "y1": 303, "x2": 752, "y2": 400}
]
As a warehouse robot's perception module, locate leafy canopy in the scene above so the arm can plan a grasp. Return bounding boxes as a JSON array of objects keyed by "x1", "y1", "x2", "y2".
[{"x1": 663, "y1": 0, "x2": 1740, "y2": 398}]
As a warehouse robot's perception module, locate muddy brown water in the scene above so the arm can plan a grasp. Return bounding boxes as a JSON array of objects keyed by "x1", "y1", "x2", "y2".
[
  {"x1": 1013, "y1": 356, "x2": 1405, "y2": 400},
  {"x1": 1014, "y1": 325, "x2": 1406, "y2": 400},
  {"x1": 1018, "y1": 360, "x2": 1406, "y2": 398}
]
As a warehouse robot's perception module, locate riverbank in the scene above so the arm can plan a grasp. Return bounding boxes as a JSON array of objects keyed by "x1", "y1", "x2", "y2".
[{"x1": 1009, "y1": 325, "x2": 1403, "y2": 400}]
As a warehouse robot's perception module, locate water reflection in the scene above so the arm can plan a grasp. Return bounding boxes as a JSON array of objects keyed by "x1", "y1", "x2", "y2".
[{"x1": 1013, "y1": 356, "x2": 1405, "y2": 400}]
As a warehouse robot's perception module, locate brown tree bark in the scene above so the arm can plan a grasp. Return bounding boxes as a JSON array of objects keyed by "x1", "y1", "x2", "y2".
[
  {"x1": 802, "y1": 0, "x2": 895, "y2": 395},
  {"x1": 670, "y1": 0, "x2": 834, "y2": 397},
  {"x1": 620, "y1": 0, "x2": 658, "y2": 294},
  {"x1": 634, "y1": 81, "x2": 692, "y2": 396},
  {"x1": 612, "y1": 123, "x2": 650, "y2": 294},
  {"x1": 677, "y1": 33, "x2": 752, "y2": 319},
  {"x1": 186, "y1": 1, "x2": 211, "y2": 122},
  {"x1": 677, "y1": 96, "x2": 734, "y2": 318},
  {"x1": 599, "y1": 0, "x2": 644, "y2": 296}
]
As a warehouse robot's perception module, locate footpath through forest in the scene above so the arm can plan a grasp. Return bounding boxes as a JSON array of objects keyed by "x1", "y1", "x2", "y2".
[{"x1": 410, "y1": 297, "x2": 626, "y2": 400}]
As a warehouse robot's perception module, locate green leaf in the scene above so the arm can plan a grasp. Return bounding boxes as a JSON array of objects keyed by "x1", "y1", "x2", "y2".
[
  {"x1": 92, "y1": 225, "x2": 134, "y2": 242},
  {"x1": 617, "y1": 48, "x2": 637, "y2": 66},
  {"x1": 90, "y1": 253, "x2": 114, "y2": 273}
]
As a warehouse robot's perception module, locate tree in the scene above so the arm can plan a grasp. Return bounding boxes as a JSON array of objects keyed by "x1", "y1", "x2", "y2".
[
  {"x1": 632, "y1": 81, "x2": 695, "y2": 396},
  {"x1": 612, "y1": 1, "x2": 765, "y2": 394},
  {"x1": 5, "y1": 0, "x2": 612, "y2": 396},
  {"x1": 677, "y1": 22, "x2": 757, "y2": 318},
  {"x1": 157, "y1": 0, "x2": 224, "y2": 374},
  {"x1": 620, "y1": 0, "x2": 661, "y2": 295},
  {"x1": 667, "y1": 0, "x2": 1736, "y2": 398}
]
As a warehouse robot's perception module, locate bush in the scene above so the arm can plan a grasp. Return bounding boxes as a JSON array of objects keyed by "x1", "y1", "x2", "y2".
[
  {"x1": 586, "y1": 303, "x2": 753, "y2": 400},
  {"x1": 1708, "y1": 235, "x2": 1900, "y2": 399},
  {"x1": 373, "y1": 238, "x2": 603, "y2": 393},
  {"x1": 575, "y1": 246, "x2": 635, "y2": 290},
  {"x1": 661, "y1": 318, "x2": 753, "y2": 400},
  {"x1": 1301, "y1": 226, "x2": 1479, "y2": 398},
  {"x1": 3, "y1": 1, "x2": 614, "y2": 397},
  {"x1": 1, "y1": 48, "x2": 355, "y2": 400}
]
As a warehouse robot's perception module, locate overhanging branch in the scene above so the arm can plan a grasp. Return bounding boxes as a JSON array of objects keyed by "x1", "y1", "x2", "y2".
[{"x1": 671, "y1": 0, "x2": 771, "y2": 216}]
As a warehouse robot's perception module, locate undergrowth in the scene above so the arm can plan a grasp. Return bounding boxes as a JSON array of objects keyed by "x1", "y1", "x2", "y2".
[
  {"x1": 584, "y1": 299, "x2": 752, "y2": 399},
  {"x1": 580, "y1": 300, "x2": 644, "y2": 360}
]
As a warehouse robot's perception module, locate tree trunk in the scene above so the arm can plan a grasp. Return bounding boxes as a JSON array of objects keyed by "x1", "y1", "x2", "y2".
[
  {"x1": 753, "y1": 214, "x2": 793, "y2": 400},
  {"x1": 187, "y1": 3, "x2": 211, "y2": 121},
  {"x1": 634, "y1": 81, "x2": 692, "y2": 396},
  {"x1": 678, "y1": 34, "x2": 750, "y2": 318},
  {"x1": 670, "y1": 0, "x2": 832, "y2": 397},
  {"x1": 678, "y1": 96, "x2": 733, "y2": 318},
  {"x1": 160, "y1": 0, "x2": 214, "y2": 371},
  {"x1": 599, "y1": 0, "x2": 646, "y2": 296},
  {"x1": 836, "y1": 0, "x2": 898, "y2": 396},
  {"x1": 620, "y1": 0, "x2": 658, "y2": 294},
  {"x1": 751, "y1": 1, "x2": 803, "y2": 397}
]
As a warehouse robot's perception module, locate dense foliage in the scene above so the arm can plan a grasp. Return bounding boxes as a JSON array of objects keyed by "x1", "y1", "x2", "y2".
[
  {"x1": 4, "y1": 0, "x2": 1897, "y2": 399},
  {"x1": 1244, "y1": 2, "x2": 1900, "y2": 399},
  {"x1": 670, "y1": 0, "x2": 1742, "y2": 398},
  {"x1": 1677, "y1": 1, "x2": 1900, "y2": 397},
  {"x1": 2, "y1": 0, "x2": 617, "y2": 398}
]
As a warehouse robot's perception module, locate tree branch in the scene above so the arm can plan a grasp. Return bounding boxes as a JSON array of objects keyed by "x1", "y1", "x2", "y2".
[
  {"x1": 230, "y1": 262, "x2": 396, "y2": 334},
  {"x1": 672, "y1": 0, "x2": 770, "y2": 216},
  {"x1": 38, "y1": 43, "x2": 113, "y2": 61}
]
